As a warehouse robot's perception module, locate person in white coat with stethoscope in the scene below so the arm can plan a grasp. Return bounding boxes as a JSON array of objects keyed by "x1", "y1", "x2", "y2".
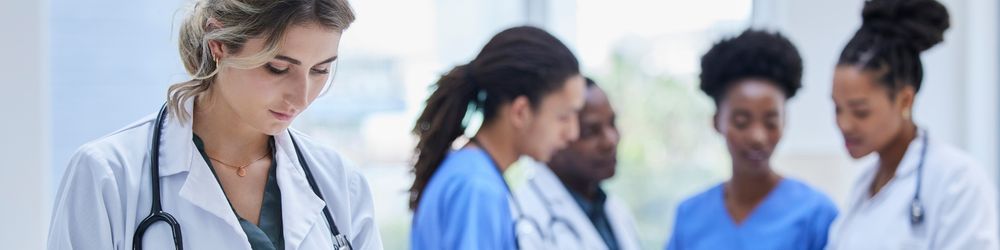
[
  {"x1": 513, "y1": 78, "x2": 641, "y2": 250},
  {"x1": 827, "y1": 0, "x2": 999, "y2": 249},
  {"x1": 46, "y1": 0, "x2": 382, "y2": 249}
]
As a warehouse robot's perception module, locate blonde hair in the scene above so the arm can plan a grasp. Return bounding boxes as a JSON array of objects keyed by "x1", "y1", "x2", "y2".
[{"x1": 168, "y1": 0, "x2": 356, "y2": 121}]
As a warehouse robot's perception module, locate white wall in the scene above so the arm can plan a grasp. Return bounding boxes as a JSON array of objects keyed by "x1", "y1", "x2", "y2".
[
  {"x1": 754, "y1": 0, "x2": 999, "y2": 208},
  {"x1": 0, "y1": 0, "x2": 50, "y2": 249}
]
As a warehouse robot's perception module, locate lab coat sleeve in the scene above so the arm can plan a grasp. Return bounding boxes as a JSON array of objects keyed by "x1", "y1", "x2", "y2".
[
  {"x1": 47, "y1": 145, "x2": 124, "y2": 250},
  {"x1": 930, "y1": 163, "x2": 1000, "y2": 250},
  {"x1": 809, "y1": 196, "x2": 839, "y2": 250},
  {"x1": 346, "y1": 161, "x2": 384, "y2": 250}
]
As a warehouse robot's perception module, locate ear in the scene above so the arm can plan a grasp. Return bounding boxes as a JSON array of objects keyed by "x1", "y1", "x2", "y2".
[
  {"x1": 205, "y1": 18, "x2": 226, "y2": 62},
  {"x1": 509, "y1": 96, "x2": 534, "y2": 130},
  {"x1": 712, "y1": 111, "x2": 721, "y2": 134},
  {"x1": 896, "y1": 85, "x2": 916, "y2": 115}
]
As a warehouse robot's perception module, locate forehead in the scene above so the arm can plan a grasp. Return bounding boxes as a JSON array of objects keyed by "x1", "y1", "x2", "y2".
[
  {"x1": 832, "y1": 66, "x2": 888, "y2": 101},
  {"x1": 721, "y1": 78, "x2": 786, "y2": 109},
  {"x1": 541, "y1": 75, "x2": 586, "y2": 109},
  {"x1": 245, "y1": 23, "x2": 343, "y2": 63},
  {"x1": 580, "y1": 87, "x2": 613, "y2": 118}
]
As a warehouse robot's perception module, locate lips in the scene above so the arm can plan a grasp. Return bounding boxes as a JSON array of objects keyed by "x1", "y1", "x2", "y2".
[
  {"x1": 744, "y1": 150, "x2": 769, "y2": 162},
  {"x1": 844, "y1": 137, "x2": 862, "y2": 149},
  {"x1": 270, "y1": 110, "x2": 295, "y2": 121}
]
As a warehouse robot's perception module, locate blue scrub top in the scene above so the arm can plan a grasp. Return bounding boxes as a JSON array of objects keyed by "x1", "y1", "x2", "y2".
[
  {"x1": 666, "y1": 178, "x2": 838, "y2": 250},
  {"x1": 411, "y1": 147, "x2": 517, "y2": 250}
]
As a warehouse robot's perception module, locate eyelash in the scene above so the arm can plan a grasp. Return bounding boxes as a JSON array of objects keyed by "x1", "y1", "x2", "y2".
[
  {"x1": 265, "y1": 64, "x2": 288, "y2": 74},
  {"x1": 266, "y1": 64, "x2": 331, "y2": 75}
]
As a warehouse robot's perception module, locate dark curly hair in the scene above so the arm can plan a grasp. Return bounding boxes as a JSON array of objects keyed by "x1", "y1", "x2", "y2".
[
  {"x1": 838, "y1": 0, "x2": 949, "y2": 96},
  {"x1": 699, "y1": 29, "x2": 803, "y2": 106}
]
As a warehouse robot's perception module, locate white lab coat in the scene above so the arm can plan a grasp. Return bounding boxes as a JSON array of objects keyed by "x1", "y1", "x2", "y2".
[
  {"x1": 47, "y1": 100, "x2": 383, "y2": 250},
  {"x1": 513, "y1": 161, "x2": 641, "y2": 250},
  {"x1": 828, "y1": 130, "x2": 999, "y2": 250}
]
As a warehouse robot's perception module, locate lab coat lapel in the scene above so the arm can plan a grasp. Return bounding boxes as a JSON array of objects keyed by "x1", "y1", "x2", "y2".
[
  {"x1": 531, "y1": 164, "x2": 608, "y2": 249},
  {"x1": 274, "y1": 131, "x2": 330, "y2": 249},
  {"x1": 167, "y1": 100, "x2": 251, "y2": 247},
  {"x1": 605, "y1": 198, "x2": 640, "y2": 250}
]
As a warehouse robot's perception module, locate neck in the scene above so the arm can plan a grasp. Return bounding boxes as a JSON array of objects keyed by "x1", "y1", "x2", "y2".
[
  {"x1": 875, "y1": 122, "x2": 918, "y2": 179},
  {"x1": 727, "y1": 167, "x2": 780, "y2": 205},
  {"x1": 871, "y1": 122, "x2": 917, "y2": 197},
  {"x1": 559, "y1": 175, "x2": 600, "y2": 201},
  {"x1": 472, "y1": 125, "x2": 519, "y2": 172},
  {"x1": 192, "y1": 93, "x2": 270, "y2": 162}
]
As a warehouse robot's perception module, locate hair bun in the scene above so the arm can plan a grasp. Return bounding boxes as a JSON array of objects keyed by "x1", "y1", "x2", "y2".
[{"x1": 861, "y1": 0, "x2": 950, "y2": 52}]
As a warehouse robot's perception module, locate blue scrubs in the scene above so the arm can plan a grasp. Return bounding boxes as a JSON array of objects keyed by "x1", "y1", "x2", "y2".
[
  {"x1": 411, "y1": 147, "x2": 517, "y2": 250},
  {"x1": 666, "y1": 178, "x2": 838, "y2": 250}
]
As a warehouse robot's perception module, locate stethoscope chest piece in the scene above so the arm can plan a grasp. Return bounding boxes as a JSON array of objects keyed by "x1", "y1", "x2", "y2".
[
  {"x1": 910, "y1": 198, "x2": 924, "y2": 225},
  {"x1": 333, "y1": 234, "x2": 352, "y2": 250}
]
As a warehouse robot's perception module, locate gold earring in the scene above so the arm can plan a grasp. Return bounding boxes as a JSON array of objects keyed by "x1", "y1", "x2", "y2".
[{"x1": 902, "y1": 109, "x2": 911, "y2": 120}]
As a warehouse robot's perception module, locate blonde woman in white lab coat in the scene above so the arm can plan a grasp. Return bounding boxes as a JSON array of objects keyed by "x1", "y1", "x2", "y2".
[
  {"x1": 514, "y1": 78, "x2": 641, "y2": 250},
  {"x1": 47, "y1": 0, "x2": 382, "y2": 249},
  {"x1": 828, "y1": 0, "x2": 998, "y2": 249}
]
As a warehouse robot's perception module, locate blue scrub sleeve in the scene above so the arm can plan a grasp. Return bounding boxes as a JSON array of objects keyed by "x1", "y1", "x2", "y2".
[
  {"x1": 440, "y1": 177, "x2": 515, "y2": 250},
  {"x1": 809, "y1": 197, "x2": 839, "y2": 250}
]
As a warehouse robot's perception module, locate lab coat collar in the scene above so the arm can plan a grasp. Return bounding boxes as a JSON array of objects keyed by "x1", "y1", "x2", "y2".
[
  {"x1": 273, "y1": 130, "x2": 329, "y2": 249},
  {"x1": 890, "y1": 128, "x2": 929, "y2": 178},
  {"x1": 157, "y1": 99, "x2": 196, "y2": 177},
  {"x1": 167, "y1": 99, "x2": 328, "y2": 249},
  {"x1": 528, "y1": 163, "x2": 608, "y2": 247}
]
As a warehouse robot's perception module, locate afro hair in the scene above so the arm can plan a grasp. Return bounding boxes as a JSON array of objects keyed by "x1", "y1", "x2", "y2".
[{"x1": 699, "y1": 29, "x2": 803, "y2": 105}]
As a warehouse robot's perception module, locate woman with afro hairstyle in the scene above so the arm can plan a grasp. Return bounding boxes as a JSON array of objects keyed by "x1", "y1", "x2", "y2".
[
  {"x1": 665, "y1": 30, "x2": 838, "y2": 250},
  {"x1": 827, "y1": 0, "x2": 999, "y2": 249}
]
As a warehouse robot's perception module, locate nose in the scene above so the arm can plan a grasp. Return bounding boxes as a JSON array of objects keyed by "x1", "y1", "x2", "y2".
[
  {"x1": 284, "y1": 73, "x2": 310, "y2": 109},
  {"x1": 566, "y1": 115, "x2": 581, "y2": 143},
  {"x1": 600, "y1": 126, "x2": 620, "y2": 151},
  {"x1": 836, "y1": 113, "x2": 853, "y2": 135},
  {"x1": 747, "y1": 124, "x2": 768, "y2": 150}
]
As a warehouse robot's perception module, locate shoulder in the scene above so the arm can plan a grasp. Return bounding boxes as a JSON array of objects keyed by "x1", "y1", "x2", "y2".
[
  {"x1": 67, "y1": 114, "x2": 157, "y2": 176},
  {"x1": 927, "y1": 141, "x2": 986, "y2": 179},
  {"x1": 676, "y1": 183, "x2": 724, "y2": 216},
  {"x1": 426, "y1": 148, "x2": 507, "y2": 202},
  {"x1": 780, "y1": 178, "x2": 838, "y2": 214},
  {"x1": 925, "y1": 141, "x2": 997, "y2": 199}
]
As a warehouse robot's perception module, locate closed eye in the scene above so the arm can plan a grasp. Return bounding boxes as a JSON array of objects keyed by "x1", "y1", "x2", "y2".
[{"x1": 265, "y1": 64, "x2": 289, "y2": 74}]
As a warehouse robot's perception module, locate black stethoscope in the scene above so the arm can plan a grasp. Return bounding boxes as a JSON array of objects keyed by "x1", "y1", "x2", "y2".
[
  {"x1": 131, "y1": 104, "x2": 353, "y2": 250},
  {"x1": 909, "y1": 130, "x2": 929, "y2": 226}
]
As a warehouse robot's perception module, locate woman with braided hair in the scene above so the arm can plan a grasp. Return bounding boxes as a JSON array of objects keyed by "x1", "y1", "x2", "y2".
[{"x1": 827, "y1": 0, "x2": 999, "y2": 249}]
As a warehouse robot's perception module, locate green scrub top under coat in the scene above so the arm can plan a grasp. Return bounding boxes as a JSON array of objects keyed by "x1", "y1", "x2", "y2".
[{"x1": 194, "y1": 134, "x2": 285, "y2": 250}]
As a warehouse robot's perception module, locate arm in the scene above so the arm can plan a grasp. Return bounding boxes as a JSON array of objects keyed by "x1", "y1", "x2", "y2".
[
  {"x1": 347, "y1": 168, "x2": 384, "y2": 250},
  {"x1": 930, "y1": 164, "x2": 1000, "y2": 249},
  {"x1": 810, "y1": 197, "x2": 839, "y2": 250},
  {"x1": 441, "y1": 178, "x2": 514, "y2": 250},
  {"x1": 47, "y1": 146, "x2": 123, "y2": 249}
]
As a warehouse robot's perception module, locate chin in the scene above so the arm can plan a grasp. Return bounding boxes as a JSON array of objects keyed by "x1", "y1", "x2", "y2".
[
  {"x1": 847, "y1": 149, "x2": 870, "y2": 159},
  {"x1": 259, "y1": 123, "x2": 290, "y2": 136},
  {"x1": 595, "y1": 168, "x2": 616, "y2": 181}
]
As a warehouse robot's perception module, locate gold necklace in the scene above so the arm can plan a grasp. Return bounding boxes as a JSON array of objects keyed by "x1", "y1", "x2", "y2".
[{"x1": 207, "y1": 152, "x2": 269, "y2": 177}]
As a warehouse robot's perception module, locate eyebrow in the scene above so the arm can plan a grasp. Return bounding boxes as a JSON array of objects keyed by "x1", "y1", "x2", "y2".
[
  {"x1": 274, "y1": 55, "x2": 338, "y2": 66},
  {"x1": 847, "y1": 99, "x2": 868, "y2": 106}
]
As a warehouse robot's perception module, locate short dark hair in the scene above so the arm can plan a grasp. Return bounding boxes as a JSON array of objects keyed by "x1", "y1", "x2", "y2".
[{"x1": 699, "y1": 29, "x2": 803, "y2": 105}]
